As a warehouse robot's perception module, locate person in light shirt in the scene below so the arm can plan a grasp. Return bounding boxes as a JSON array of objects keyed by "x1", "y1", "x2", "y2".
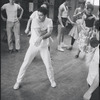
[
  {"x1": 1, "y1": 0, "x2": 23, "y2": 53},
  {"x1": 27, "y1": 2, "x2": 53, "y2": 50},
  {"x1": 13, "y1": 7, "x2": 56, "y2": 90}
]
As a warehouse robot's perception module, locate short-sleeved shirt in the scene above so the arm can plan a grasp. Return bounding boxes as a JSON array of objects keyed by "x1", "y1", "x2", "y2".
[
  {"x1": 1, "y1": 3, "x2": 21, "y2": 22},
  {"x1": 29, "y1": 17, "x2": 53, "y2": 47},
  {"x1": 84, "y1": 14, "x2": 95, "y2": 28},
  {"x1": 30, "y1": 10, "x2": 38, "y2": 19}
]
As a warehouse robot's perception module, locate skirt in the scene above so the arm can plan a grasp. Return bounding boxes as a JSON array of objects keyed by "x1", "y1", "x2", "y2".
[{"x1": 69, "y1": 19, "x2": 83, "y2": 39}]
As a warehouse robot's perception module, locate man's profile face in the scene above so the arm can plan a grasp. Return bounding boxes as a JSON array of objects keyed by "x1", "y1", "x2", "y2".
[{"x1": 38, "y1": 11, "x2": 46, "y2": 22}]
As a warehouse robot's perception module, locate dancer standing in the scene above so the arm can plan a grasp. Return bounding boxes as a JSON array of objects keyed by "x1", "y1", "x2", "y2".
[
  {"x1": 1, "y1": 0, "x2": 23, "y2": 53},
  {"x1": 13, "y1": 7, "x2": 56, "y2": 90},
  {"x1": 26, "y1": 2, "x2": 53, "y2": 51},
  {"x1": 57, "y1": 0, "x2": 74, "y2": 52}
]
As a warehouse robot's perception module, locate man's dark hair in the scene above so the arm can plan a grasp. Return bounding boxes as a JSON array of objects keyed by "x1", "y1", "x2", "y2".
[
  {"x1": 90, "y1": 37, "x2": 99, "y2": 48},
  {"x1": 87, "y1": 4, "x2": 94, "y2": 11},
  {"x1": 38, "y1": 7, "x2": 48, "y2": 16}
]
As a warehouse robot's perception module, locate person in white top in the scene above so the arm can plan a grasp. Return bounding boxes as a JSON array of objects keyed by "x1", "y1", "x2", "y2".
[
  {"x1": 27, "y1": 1, "x2": 49, "y2": 36},
  {"x1": 27, "y1": 2, "x2": 53, "y2": 50},
  {"x1": 13, "y1": 7, "x2": 56, "y2": 90},
  {"x1": 57, "y1": 0, "x2": 74, "y2": 52},
  {"x1": 1, "y1": 0, "x2": 23, "y2": 53}
]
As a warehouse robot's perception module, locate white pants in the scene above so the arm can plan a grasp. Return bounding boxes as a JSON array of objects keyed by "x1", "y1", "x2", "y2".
[{"x1": 16, "y1": 44, "x2": 55, "y2": 84}]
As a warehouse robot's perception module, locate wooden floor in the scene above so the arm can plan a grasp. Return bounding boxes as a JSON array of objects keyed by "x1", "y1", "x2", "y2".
[{"x1": 1, "y1": 21, "x2": 93, "y2": 100}]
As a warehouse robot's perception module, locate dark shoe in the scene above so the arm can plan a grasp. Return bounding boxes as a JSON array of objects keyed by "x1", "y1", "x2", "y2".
[
  {"x1": 15, "y1": 49, "x2": 19, "y2": 52},
  {"x1": 68, "y1": 46, "x2": 73, "y2": 50},
  {"x1": 75, "y1": 55, "x2": 79, "y2": 58},
  {"x1": 66, "y1": 45, "x2": 73, "y2": 50},
  {"x1": 9, "y1": 50, "x2": 13, "y2": 54}
]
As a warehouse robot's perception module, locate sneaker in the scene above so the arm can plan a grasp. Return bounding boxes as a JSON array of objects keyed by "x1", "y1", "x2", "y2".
[
  {"x1": 13, "y1": 82, "x2": 21, "y2": 90},
  {"x1": 51, "y1": 81, "x2": 56, "y2": 88},
  {"x1": 57, "y1": 45, "x2": 64, "y2": 52},
  {"x1": 15, "y1": 49, "x2": 20, "y2": 52},
  {"x1": 60, "y1": 42, "x2": 68, "y2": 48},
  {"x1": 75, "y1": 55, "x2": 79, "y2": 58}
]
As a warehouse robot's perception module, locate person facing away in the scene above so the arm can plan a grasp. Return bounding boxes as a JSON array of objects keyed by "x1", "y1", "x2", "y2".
[
  {"x1": 57, "y1": 0, "x2": 74, "y2": 52},
  {"x1": 1, "y1": 0, "x2": 23, "y2": 53},
  {"x1": 13, "y1": 7, "x2": 56, "y2": 90}
]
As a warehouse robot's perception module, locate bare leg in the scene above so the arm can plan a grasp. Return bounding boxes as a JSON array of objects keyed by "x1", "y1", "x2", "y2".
[{"x1": 75, "y1": 49, "x2": 81, "y2": 58}]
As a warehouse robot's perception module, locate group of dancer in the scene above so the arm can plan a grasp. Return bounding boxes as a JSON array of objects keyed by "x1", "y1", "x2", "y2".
[
  {"x1": 57, "y1": 0, "x2": 99, "y2": 100},
  {"x1": 1, "y1": 0, "x2": 99, "y2": 100}
]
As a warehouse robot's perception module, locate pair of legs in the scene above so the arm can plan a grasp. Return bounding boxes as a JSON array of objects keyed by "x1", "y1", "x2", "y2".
[
  {"x1": 14, "y1": 44, "x2": 56, "y2": 89},
  {"x1": 57, "y1": 25, "x2": 68, "y2": 52},
  {"x1": 6, "y1": 21, "x2": 20, "y2": 53},
  {"x1": 75, "y1": 45, "x2": 87, "y2": 58},
  {"x1": 68, "y1": 36, "x2": 76, "y2": 50}
]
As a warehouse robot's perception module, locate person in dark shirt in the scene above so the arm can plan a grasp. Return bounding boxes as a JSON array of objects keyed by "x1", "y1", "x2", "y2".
[{"x1": 84, "y1": 4, "x2": 96, "y2": 28}]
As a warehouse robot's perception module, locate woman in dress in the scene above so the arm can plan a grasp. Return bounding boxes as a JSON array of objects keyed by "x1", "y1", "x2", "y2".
[
  {"x1": 68, "y1": 0, "x2": 86, "y2": 50},
  {"x1": 75, "y1": 4, "x2": 96, "y2": 58}
]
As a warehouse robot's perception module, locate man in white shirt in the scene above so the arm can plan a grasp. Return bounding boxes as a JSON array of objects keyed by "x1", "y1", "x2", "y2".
[
  {"x1": 13, "y1": 7, "x2": 56, "y2": 90},
  {"x1": 26, "y1": 2, "x2": 53, "y2": 52},
  {"x1": 1, "y1": 0, "x2": 23, "y2": 53},
  {"x1": 26, "y1": 2, "x2": 49, "y2": 36}
]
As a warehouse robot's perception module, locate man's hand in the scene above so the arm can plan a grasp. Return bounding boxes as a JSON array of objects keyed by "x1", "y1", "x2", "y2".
[
  {"x1": 83, "y1": 91, "x2": 92, "y2": 100},
  {"x1": 25, "y1": 28, "x2": 29, "y2": 34},
  {"x1": 77, "y1": 12, "x2": 82, "y2": 15},
  {"x1": 2, "y1": 17, "x2": 7, "y2": 21},
  {"x1": 40, "y1": 29, "x2": 47, "y2": 36},
  {"x1": 71, "y1": 22, "x2": 75, "y2": 25},
  {"x1": 34, "y1": 37, "x2": 42, "y2": 47}
]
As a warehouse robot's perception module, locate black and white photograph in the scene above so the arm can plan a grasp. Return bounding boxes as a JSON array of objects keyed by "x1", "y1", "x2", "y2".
[{"x1": 1, "y1": 0, "x2": 99, "y2": 100}]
